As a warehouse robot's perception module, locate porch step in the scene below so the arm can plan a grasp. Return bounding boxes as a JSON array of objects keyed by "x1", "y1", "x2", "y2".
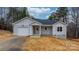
[{"x1": 30, "y1": 35, "x2": 41, "y2": 39}]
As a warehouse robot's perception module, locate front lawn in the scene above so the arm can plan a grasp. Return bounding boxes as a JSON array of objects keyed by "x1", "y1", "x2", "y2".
[{"x1": 21, "y1": 36, "x2": 79, "y2": 51}]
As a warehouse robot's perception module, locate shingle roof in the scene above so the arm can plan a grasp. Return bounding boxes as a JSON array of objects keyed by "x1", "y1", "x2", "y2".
[{"x1": 34, "y1": 18, "x2": 57, "y2": 25}]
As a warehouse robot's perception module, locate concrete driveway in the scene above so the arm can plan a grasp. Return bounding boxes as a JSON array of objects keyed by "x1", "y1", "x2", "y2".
[{"x1": 0, "y1": 36, "x2": 25, "y2": 51}]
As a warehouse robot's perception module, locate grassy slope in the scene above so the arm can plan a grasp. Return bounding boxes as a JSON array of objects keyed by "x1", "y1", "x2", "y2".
[
  {"x1": 0, "y1": 30, "x2": 12, "y2": 41},
  {"x1": 22, "y1": 36, "x2": 79, "y2": 51}
]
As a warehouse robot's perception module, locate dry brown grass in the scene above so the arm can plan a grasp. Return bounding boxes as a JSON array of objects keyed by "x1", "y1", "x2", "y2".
[
  {"x1": 0, "y1": 30, "x2": 12, "y2": 41},
  {"x1": 21, "y1": 36, "x2": 79, "y2": 51}
]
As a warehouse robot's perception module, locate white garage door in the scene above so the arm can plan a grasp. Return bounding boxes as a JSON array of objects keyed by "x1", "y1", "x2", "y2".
[{"x1": 16, "y1": 27, "x2": 29, "y2": 36}]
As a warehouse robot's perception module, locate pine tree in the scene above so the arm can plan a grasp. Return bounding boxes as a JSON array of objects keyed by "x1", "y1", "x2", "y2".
[
  {"x1": 57, "y1": 7, "x2": 68, "y2": 23},
  {"x1": 48, "y1": 7, "x2": 68, "y2": 23}
]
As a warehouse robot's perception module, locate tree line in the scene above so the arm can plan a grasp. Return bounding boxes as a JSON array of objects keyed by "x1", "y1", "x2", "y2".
[{"x1": 0, "y1": 7, "x2": 29, "y2": 32}]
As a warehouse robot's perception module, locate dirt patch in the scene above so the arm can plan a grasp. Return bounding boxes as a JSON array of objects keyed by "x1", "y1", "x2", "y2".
[
  {"x1": 0, "y1": 30, "x2": 12, "y2": 41},
  {"x1": 21, "y1": 36, "x2": 79, "y2": 51},
  {"x1": 8, "y1": 45, "x2": 22, "y2": 51}
]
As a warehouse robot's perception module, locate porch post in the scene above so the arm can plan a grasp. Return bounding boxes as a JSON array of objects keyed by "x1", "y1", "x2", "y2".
[
  {"x1": 39, "y1": 25, "x2": 41, "y2": 35},
  {"x1": 32, "y1": 26, "x2": 33, "y2": 35}
]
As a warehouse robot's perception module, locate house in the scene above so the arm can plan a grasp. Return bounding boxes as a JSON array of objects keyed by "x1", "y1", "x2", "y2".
[{"x1": 12, "y1": 17, "x2": 67, "y2": 39}]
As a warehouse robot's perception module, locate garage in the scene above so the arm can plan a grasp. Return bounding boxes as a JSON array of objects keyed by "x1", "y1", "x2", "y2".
[
  {"x1": 12, "y1": 17, "x2": 34, "y2": 36},
  {"x1": 16, "y1": 27, "x2": 29, "y2": 36}
]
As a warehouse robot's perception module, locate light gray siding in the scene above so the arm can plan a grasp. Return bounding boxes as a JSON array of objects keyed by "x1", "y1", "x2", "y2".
[
  {"x1": 13, "y1": 18, "x2": 33, "y2": 36},
  {"x1": 53, "y1": 22, "x2": 67, "y2": 39}
]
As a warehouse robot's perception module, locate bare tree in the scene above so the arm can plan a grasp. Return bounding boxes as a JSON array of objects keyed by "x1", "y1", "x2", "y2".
[{"x1": 70, "y1": 7, "x2": 79, "y2": 38}]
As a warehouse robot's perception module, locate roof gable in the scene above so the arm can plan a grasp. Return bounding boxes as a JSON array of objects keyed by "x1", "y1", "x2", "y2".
[
  {"x1": 12, "y1": 17, "x2": 42, "y2": 25},
  {"x1": 53, "y1": 21, "x2": 67, "y2": 26},
  {"x1": 12, "y1": 17, "x2": 29, "y2": 25}
]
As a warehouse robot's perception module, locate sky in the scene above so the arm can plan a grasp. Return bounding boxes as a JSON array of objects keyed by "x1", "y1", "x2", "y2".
[
  {"x1": 0, "y1": 7, "x2": 9, "y2": 18},
  {"x1": 0, "y1": 7, "x2": 58, "y2": 19},
  {"x1": 28, "y1": 7, "x2": 57, "y2": 19}
]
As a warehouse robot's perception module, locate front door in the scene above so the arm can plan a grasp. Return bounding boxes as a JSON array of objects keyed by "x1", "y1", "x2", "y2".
[
  {"x1": 33, "y1": 26, "x2": 39, "y2": 35},
  {"x1": 35, "y1": 27, "x2": 39, "y2": 34}
]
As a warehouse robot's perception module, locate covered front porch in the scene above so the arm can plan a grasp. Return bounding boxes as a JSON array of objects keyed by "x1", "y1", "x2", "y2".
[{"x1": 32, "y1": 25, "x2": 53, "y2": 36}]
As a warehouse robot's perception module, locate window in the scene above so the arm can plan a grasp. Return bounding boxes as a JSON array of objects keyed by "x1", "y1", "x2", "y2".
[
  {"x1": 60, "y1": 27, "x2": 62, "y2": 31},
  {"x1": 45, "y1": 27, "x2": 47, "y2": 30},
  {"x1": 36, "y1": 28, "x2": 39, "y2": 31},
  {"x1": 57, "y1": 27, "x2": 62, "y2": 32},
  {"x1": 57, "y1": 27, "x2": 59, "y2": 31}
]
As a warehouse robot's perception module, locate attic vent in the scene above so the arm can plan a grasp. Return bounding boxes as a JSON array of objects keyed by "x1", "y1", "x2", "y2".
[{"x1": 22, "y1": 25, "x2": 24, "y2": 27}]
